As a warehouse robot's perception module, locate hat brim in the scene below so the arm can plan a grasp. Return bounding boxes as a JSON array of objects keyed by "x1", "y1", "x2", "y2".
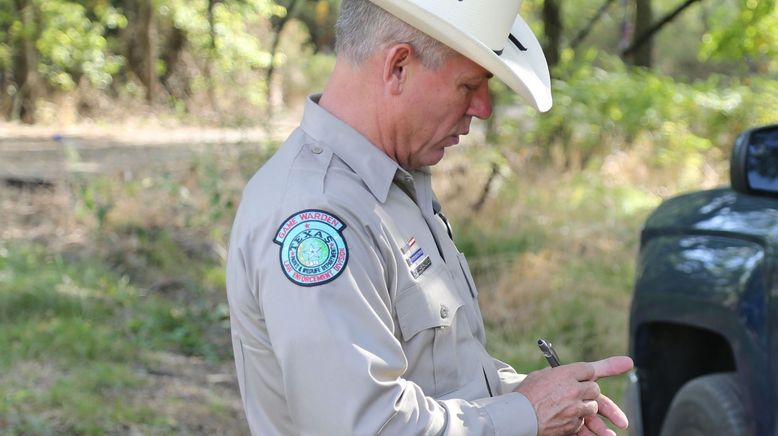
[{"x1": 369, "y1": 0, "x2": 552, "y2": 112}]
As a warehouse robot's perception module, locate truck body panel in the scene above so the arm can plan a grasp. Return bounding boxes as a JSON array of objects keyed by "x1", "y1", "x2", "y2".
[{"x1": 629, "y1": 187, "x2": 778, "y2": 436}]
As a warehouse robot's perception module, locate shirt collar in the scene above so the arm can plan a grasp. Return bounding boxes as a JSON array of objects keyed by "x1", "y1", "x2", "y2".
[{"x1": 300, "y1": 94, "x2": 403, "y2": 203}]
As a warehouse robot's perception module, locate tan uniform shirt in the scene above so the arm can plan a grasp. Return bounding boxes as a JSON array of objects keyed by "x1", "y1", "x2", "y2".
[{"x1": 227, "y1": 95, "x2": 538, "y2": 435}]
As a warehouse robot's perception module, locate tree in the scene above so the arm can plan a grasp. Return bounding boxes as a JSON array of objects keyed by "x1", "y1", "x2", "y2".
[
  {"x1": 570, "y1": 0, "x2": 618, "y2": 49},
  {"x1": 621, "y1": 0, "x2": 704, "y2": 67},
  {"x1": 631, "y1": 0, "x2": 652, "y2": 66},
  {"x1": 9, "y1": 0, "x2": 40, "y2": 123},
  {"x1": 140, "y1": 0, "x2": 157, "y2": 103},
  {"x1": 542, "y1": 0, "x2": 562, "y2": 68}
]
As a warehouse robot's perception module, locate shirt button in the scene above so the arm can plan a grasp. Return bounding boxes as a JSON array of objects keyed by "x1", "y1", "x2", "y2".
[
  {"x1": 440, "y1": 304, "x2": 449, "y2": 319},
  {"x1": 311, "y1": 146, "x2": 323, "y2": 154}
]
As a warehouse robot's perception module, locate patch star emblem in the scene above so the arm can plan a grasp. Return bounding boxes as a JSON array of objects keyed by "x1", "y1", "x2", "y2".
[{"x1": 274, "y1": 209, "x2": 348, "y2": 286}]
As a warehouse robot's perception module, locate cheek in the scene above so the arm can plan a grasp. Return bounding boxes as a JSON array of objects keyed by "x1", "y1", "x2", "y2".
[{"x1": 425, "y1": 100, "x2": 461, "y2": 129}]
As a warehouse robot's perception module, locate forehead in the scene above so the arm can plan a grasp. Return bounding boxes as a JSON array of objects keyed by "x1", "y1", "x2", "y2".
[{"x1": 438, "y1": 54, "x2": 493, "y2": 81}]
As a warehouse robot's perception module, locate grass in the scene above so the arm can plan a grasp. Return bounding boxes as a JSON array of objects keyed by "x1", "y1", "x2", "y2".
[
  {"x1": 0, "y1": 144, "x2": 265, "y2": 434},
  {"x1": 0, "y1": 238, "x2": 235, "y2": 434},
  {"x1": 0, "y1": 135, "x2": 727, "y2": 433},
  {"x1": 451, "y1": 163, "x2": 655, "y2": 363},
  {"x1": 437, "y1": 141, "x2": 725, "y2": 433}
]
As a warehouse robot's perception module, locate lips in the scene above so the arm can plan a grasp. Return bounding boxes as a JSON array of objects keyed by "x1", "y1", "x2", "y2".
[{"x1": 450, "y1": 130, "x2": 469, "y2": 145}]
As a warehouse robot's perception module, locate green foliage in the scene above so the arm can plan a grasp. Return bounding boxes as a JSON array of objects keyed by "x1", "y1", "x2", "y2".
[
  {"x1": 0, "y1": 1, "x2": 15, "y2": 71},
  {"x1": 161, "y1": 0, "x2": 284, "y2": 72},
  {"x1": 155, "y1": 0, "x2": 287, "y2": 112},
  {"x1": 35, "y1": 0, "x2": 126, "y2": 90},
  {"x1": 1, "y1": 0, "x2": 290, "y2": 120},
  {"x1": 494, "y1": 51, "x2": 778, "y2": 175},
  {"x1": 700, "y1": 0, "x2": 778, "y2": 73}
]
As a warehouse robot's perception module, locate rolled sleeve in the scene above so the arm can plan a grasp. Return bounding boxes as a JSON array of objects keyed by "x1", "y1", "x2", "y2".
[{"x1": 493, "y1": 358, "x2": 528, "y2": 394}]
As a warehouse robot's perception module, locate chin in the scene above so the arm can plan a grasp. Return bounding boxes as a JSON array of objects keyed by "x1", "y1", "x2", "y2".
[{"x1": 424, "y1": 151, "x2": 447, "y2": 167}]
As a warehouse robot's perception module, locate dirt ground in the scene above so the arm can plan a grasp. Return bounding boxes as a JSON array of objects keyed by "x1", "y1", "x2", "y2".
[{"x1": 0, "y1": 121, "x2": 280, "y2": 183}]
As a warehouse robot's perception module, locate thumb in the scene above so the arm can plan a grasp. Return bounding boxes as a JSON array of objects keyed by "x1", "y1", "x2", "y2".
[{"x1": 590, "y1": 356, "x2": 633, "y2": 380}]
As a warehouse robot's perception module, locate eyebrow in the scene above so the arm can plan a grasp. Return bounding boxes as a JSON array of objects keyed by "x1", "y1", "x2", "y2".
[
  {"x1": 460, "y1": 70, "x2": 493, "y2": 84},
  {"x1": 473, "y1": 72, "x2": 493, "y2": 83}
]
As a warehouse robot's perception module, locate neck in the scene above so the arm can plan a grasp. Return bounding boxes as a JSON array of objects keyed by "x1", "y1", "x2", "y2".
[{"x1": 319, "y1": 57, "x2": 396, "y2": 159}]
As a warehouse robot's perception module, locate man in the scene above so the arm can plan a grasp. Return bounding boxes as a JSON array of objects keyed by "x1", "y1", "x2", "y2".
[{"x1": 226, "y1": 0, "x2": 633, "y2": 435}]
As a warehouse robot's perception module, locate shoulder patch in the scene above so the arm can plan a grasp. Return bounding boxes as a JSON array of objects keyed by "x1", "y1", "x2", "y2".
[{"x1": 273, "y1": 209, "x2": 349, "y2": 286}]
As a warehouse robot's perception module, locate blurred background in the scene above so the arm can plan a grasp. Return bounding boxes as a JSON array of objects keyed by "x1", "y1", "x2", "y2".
[{"x1": 0, "y1": 0, "x2": 776, "y2": 434}]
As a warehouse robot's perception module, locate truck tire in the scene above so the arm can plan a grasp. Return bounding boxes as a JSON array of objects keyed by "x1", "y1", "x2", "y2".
[{"x1": 659, "y1": 372, "x2": 752, "y2": 436}]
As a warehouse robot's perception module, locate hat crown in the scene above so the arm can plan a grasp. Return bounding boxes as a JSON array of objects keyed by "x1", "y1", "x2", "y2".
[
  {"x1": 415, "y1": 0, "x2": 522, "y2": 51},
  {"x1": 368, "y1": 0, "x2": 551, "y2": 111}
]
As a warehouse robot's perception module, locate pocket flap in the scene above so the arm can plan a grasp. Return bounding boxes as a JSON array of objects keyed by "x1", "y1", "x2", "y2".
[{"x1": 395, "y1": 272, "x2": 463, "y2": 341}]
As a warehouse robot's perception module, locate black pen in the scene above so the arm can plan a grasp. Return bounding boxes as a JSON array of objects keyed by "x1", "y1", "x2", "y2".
[{"x1": 537, "y1": 338, "x2": 561, "y2": 367}]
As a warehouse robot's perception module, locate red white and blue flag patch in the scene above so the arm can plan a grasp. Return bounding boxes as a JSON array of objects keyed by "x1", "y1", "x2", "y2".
[{"x1": 401, "y1": 236, "x2": 431, "y2": 279}]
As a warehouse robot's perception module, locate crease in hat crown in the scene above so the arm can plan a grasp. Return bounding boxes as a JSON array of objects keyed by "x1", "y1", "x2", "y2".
[
  {"x1": 413, "y1": 0, "x2": 522, "y2": 52},
  {"x1": 367, "y1": 0, "x2": 552, "y2": 112}
]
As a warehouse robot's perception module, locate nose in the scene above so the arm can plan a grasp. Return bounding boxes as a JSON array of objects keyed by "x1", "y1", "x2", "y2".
[{"x1": 467, "y1": 82, "x2": 493, "y2": 119}]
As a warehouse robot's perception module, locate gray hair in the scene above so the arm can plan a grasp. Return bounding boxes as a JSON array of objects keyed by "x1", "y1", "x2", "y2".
[{"x1": 335, "y1": 0, "x2": 455, "y2": 69}]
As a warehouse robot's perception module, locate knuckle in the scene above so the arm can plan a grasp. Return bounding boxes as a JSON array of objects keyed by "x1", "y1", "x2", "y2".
[
  {"x1": 588, "y1": 381, "x2": 601, "y2": 398},
  {"x1": 578, "y1": 381, "x2": 600, "y2": 400},
  {"x1": 576, "y1": 400, "x2": 598, "y2": 417},
  {"x1": 586, "y1": 400, "x2": 599, "y2": 415},
  {"x1": 585, "y1": 363, "x2": 596, "y2": 379}
]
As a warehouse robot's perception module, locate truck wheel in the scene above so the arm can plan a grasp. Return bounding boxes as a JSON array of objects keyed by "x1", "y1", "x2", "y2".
[{"x1": 659, "y1": 372, "x2": 752, "y2": 436}]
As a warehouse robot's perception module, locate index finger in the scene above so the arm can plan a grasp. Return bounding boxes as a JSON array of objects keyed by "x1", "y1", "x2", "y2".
[{"x1": 590, "y1": 356, "x2": 633, "y2": 380}]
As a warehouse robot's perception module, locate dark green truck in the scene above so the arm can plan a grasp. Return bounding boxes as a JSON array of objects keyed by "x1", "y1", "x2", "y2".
[{"x1": 626, "y1": 124, "x2": 778, "y2": 436}]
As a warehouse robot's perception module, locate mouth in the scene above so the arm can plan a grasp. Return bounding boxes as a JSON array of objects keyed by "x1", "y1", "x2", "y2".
[
  {"x1": 443, "y1": 135, "x2": 460, "y2": 147},
  {"x1": 450, "y1": 130, "x2": 469, "y2": 145}
]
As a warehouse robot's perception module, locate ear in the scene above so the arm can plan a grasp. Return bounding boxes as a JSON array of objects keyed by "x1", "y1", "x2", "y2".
[{"x1": 382, "y1": 43, "x2": 414, "y2": 96}]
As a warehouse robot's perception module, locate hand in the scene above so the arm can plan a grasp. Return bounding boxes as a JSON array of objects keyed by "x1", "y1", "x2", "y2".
[{"x1": 514, "y1": 356, "x2": 633, "y2": 436}]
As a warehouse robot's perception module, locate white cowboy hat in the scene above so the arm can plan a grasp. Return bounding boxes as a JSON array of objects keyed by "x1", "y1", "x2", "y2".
[{"x1": 368, "y1": 0, "x2": 552, "y2": 112}]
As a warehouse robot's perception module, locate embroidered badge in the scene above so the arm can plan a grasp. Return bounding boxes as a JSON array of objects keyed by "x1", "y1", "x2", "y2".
[
  {"x1": 401, "y1": 236, "x2": 432, "y2": 279},
  {"x1": 274, "y1": 209, "x2": 348, "y2": 286}
]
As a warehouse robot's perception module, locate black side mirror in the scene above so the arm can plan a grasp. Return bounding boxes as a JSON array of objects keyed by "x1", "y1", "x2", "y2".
[{"x1": 731, "y1": 124, "x2": 778, "y2": 196}]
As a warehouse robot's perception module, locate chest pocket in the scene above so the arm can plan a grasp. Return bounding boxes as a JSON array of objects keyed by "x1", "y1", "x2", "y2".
[{"x1": 395, "y1": 268, "x2": 464, "y2": 396}]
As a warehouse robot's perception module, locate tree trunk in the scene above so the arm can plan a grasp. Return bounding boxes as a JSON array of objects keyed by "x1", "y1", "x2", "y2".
[
  {"x1": 160, "y1": 25, "x2": 190, "y2": 99},
  {"x1": 0, "y1": 70, "x2": 8, "y2": 117},
  {"x1": 140, "y1": 0, "x2": 157, "y2": 103},
  {"x1": 571, "y1": 0, "x2": 618, "y2": 49},
  {"x1": 632, "y1": 0, "x2": 653, "y2": 67},
  {"x1": 11, "y1": 0, "x2": 39, "y2": 123},
  {"x1": 621, "y1": 0, "x2": 702, "y2": 61},
  {"x1": 542, "y1": 0, "x2": 562, "y2": 68},
  {"x1": 266, "y1": 0, "x2": 302, "y2": 109}
]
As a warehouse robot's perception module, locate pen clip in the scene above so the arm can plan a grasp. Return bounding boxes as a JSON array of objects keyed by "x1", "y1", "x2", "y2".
[{"x1": 537, "y1": 338, "x2": 561, "y2": 367}]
